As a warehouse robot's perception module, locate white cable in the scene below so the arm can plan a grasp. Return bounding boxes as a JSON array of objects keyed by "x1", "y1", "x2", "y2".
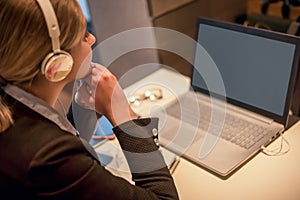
[{"x1": 261, "y1": 131, "x2": 290, "y2": 156}]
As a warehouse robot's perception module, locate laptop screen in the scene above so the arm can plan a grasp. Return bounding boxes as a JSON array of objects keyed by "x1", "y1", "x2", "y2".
[
  {"x1": 77, "y1": 0, "x2": 91, "y2": 22},
  {"x1": 192, "y1": 18, "x2": 300, "y2": 124}
]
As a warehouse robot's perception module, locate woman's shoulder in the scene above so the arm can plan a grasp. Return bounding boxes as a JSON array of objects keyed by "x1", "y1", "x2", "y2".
[
  {"x1": 0, "y1": 104, "x2": 99, "y2": 197},
  {"x1": 4, "y1": 93, "x2": 77, "y2": 141},
  {"x1": 0, "y1": 96, "x2": 85, "y2": 165}
]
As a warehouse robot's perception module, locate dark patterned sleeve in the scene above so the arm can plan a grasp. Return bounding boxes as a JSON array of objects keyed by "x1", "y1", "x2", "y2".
[{"x1": 113, "y1": 118, "x2": 179, "y2": 200}]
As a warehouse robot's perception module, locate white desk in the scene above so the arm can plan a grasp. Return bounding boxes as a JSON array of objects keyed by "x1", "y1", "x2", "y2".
[
  {"x1": 172, "y1": 121, "x2": 300, "y2": 200},
  {"x1": 104, "y1": 68, "x2": 300, "y2": 200}
]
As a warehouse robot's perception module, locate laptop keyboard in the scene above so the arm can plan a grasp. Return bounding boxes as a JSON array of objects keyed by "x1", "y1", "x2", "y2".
[{"x1": 165, "y1": 94, "x2": 269, "y2": 149}]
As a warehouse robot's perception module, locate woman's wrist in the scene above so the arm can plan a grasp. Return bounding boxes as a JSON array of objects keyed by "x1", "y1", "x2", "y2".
[{"x1": 106, "y1": 106, "x2": 138, "y2": 127}]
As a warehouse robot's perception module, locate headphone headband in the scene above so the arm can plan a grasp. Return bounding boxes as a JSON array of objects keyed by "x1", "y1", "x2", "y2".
[
  {"x1": 35, "y1": 0, "x2": 60, "y2": 52},
  {"x1": 35, "y1": 0, "x2": 73, "y2": 82}
]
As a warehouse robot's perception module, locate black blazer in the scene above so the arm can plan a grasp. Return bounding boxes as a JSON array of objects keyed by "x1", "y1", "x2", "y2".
[{"x1": 0, "y1": 94, "x2": 179, "y2": 199}]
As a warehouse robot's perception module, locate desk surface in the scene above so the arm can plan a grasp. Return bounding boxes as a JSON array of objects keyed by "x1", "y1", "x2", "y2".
[
  {"x1": 173, "y1": 121, "x2": 300, "y2": 200},
  {"x1": 121, "y1": 68, "x2": 300, "y2": 200}
]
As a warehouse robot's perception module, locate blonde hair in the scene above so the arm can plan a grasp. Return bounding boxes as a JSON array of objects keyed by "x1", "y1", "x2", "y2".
[{"x1": 0, "y1": 0, "x2": 87, "y2": 132}]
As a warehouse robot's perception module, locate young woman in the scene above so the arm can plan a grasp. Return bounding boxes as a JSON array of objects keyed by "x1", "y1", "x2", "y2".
[{"x1": 0, "y1": 0, "x2": 179, "y2": 199}]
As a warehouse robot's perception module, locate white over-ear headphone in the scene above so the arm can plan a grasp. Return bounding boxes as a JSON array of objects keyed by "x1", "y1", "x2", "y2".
[{"x1": 35, "y1": 0, "x2": 74, "y2": 82}]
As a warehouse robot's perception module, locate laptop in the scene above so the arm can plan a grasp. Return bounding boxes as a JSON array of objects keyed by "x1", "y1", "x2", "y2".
[{"x1": 157, "y1": 17, "x2": 300, "y2": 178}]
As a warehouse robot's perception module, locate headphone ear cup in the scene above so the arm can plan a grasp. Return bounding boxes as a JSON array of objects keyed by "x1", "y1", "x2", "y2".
[{"x1": 41, "y1": 51, "x2": 73, "y2": 82}]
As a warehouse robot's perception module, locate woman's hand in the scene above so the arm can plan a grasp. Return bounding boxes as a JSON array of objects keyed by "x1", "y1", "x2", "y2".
[{"x1": 75, "y1": 63, "x2": 137, "y2": 126}]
